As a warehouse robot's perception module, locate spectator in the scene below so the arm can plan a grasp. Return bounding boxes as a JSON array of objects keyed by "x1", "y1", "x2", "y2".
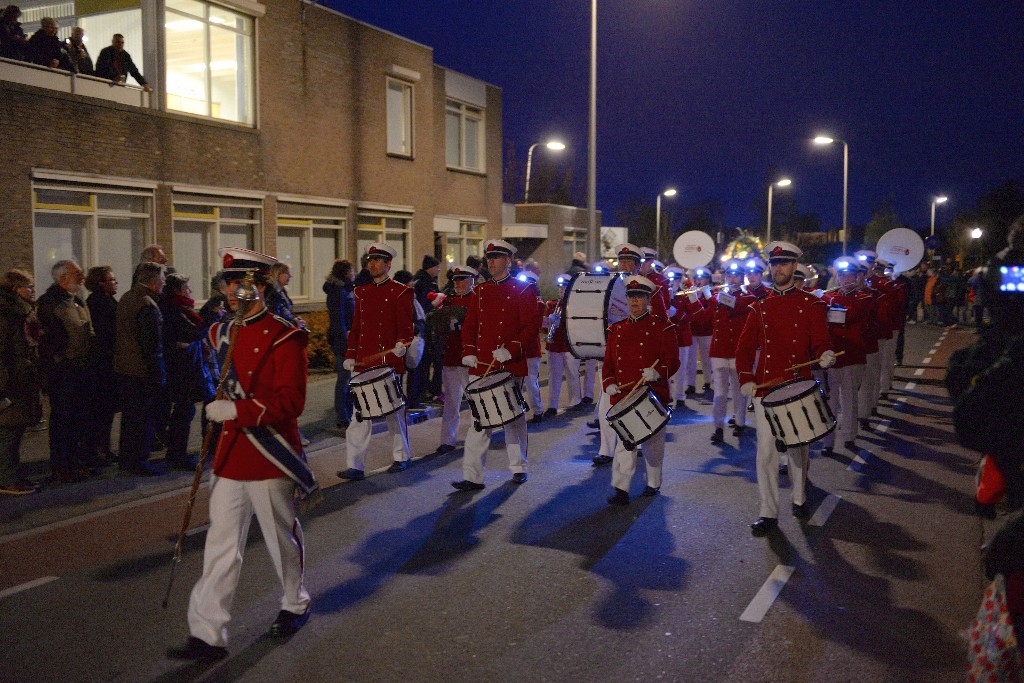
[
  {"x1": 132, "y1": 244, "x2": 173, "y2": 284},
  {"x1": 95, "y1": 33, "x2": 150, "y2": 91},
  {"x1": 466, "y1": 254, "x2": 489, "y2": 281},
  {"x1": 412, "y1": 256, "x2": 441, "y2": 402},
  {"x1": 161, "y1": 273, "x2": 215, "y2": 471},
  {"x1": 84, "y1": 265, "x2": 118, "y2": 463},
  {"x1": 923, "y1": 267, "x2": 938, "y2": 324},
  {"x1": 969, "y1": 267, "x2": 986, "y2": 328},
  {"x1": 0, "y1": 269, "x2": 42, "y2": 495},
  {"x1": 114, "y1": 262, "x2": 166, "y2": 476},
  {"x1": 265, "y1": 262, "x2": 303, "y2": 327},
  {"x1": 199, "y1": 272, "x2": 228, "y2": 325},
  {"x1": 65, "y1": 26, "x2": 92, "y2": 74},
  {"x1": 26, "y1": 16, "x2": 72, "y2": 70},
  {"x1": 567, "y1": 251, "x2": 588, "y2": 276},
  {"x1": 0, "y1": 5, "x2": 27, "y2": 61},
  {"x1": 36, "y1": 259, "x2": 95, "y2": 482},
  {"x1": 937, "y1": 263, "x2": 957, "y2": 327},
  {"x1": 906, "y1": 264, "x2": 926, "y2": 323},
  {"x1": 323, "y1": 259, "x2": 355, "y2": 430}
]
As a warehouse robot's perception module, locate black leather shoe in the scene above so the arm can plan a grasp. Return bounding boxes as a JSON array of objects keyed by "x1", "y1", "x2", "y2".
[
  {"x1": 337, "y1": 468, "x2": 365, "y2": 481},
  {"x1": 167, "y1": 636, "x2": 227, "y2": 661},
  {"x1": 528, "y1": 414, "x2": 544, "y2": 424},
  {"x1": 750, "y1": 517, "x2": 778, "y2": 537},
  {"x1": 386, "y1": 460, "x2": 409, "y2": 473},
  {"x1": 702, "y1": 383, "x2": 712, "y2": 393},
  {"x1": 747, "y1": 402, "x2": 755, "y2": 412},
  {"x1": 542, "y1": 408, "x2": 558, "y2": 418},
  {"x1": 451, "y1": 480, "x2": 485, "y2": 491},
  {"x1": 607, "y1": 488, "x2": 630, "y2": 506},
  {"x1": 641, "y1": 485, "x2": 659, "y2": 497},
  {"x1": 792, "y1": 503, "x2": 810, "y2": 519},
  {"x1": 433, "y1": 444, "x2": 456, "y2": 456},
  {"x1": 779, "y1": 463, "x2": 788, "y2": 477},
  {"x1": 710, "y1": 428, "x2": 724, "y2": 445},
  {"x1": 821, "y1": 447, "x2": 834, "y2": 458},
  {"x1": 727, "y1": 417, "x2": 736, "y2": 426},
  {"x1": 591, "y1": 454, "x2": 613, "y2": 467},
  {"x1": 685, "y1": 385, "x2": 696, "y2": 395},
  {"x1": 586, "y1": 419, "x2": 600, "y2": 429},
  {"x1": 512, "y1": 472, "x2": 528, "y2": 484},
  {"x1": 674, "y1": 399, "x2": 687, "y2": 410},
  {"x1": 269, "y1": 607, "x2": 310, "y2": 637},
  {"x1": 732, "y1": 425, "x2": 745, "y2": 437},
  {"x1": 843, "y1": 440, "x2": 857, "y2": 451},
  {"x1": 580, "y1": 396, "x2": 594, "y2": 405}
]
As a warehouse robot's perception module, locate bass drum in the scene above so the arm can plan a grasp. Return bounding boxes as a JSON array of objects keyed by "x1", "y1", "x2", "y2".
[{"x1": 562, "y1": 272, "x2": 629, "y2": 360}]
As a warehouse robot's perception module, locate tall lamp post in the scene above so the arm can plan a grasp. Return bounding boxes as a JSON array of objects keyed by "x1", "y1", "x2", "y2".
[
  {"x1": 930, "y1": 195, "x2": 948, "y2": 236},
  {"x1": 587, "y1": 0, "x2": 599, "y2": 263},
  {"x1": 813, "y1": 136, "x2": 849, "y2": 253},
  {"x1": 655, "y1": 188, "x2": 677, "y2": 256},
  {"x1": 524, "y1": 140, "x2": 566, "y2": 203},
  {"x1": 766, "y1": 178, "x2": 792, "y2": 244}
]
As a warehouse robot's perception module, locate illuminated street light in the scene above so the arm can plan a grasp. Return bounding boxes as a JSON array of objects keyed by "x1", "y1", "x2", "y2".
[
  {"x1": 970, "y1": 227, "x2": 983, "y2": 239},
  {"x1": 766, "y1": 178, "x2": 792, "y2": 244},
  {"x1": 655, "y1": 188, "x2": 677, "y2": 255},
  {"x1": 813, "y1": 135, "x2": 849, "y2": 253},
  {"x1": 524, "y1": 140, "x2": 566, "y2": 203},
  {"x1": 930, "y1": 195, "x2": 949, "y2": 237}
]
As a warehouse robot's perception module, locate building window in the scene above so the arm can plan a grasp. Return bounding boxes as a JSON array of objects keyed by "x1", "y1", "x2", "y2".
[
  {"x1": 443, "y1": 221, "x2": 485, "y2": 268},
  {"x1": 386, "y1": 78, "x2": 413, "y2": 157},
  {"x1": 445, "y1": 99, "x2": 484, "y2": 172},
  {"x1": 564, "y1": 227, "x2": 587, "y2": 266},
  {"x1": 172, "y1": 194, "x2": 261, "y2": 300},
  {"x1": 277, "y1": 202, "x2": 347, "y2": 302},
  {"x1": 32, "y1": 182, "x2": 152, "y2": 291},
  {"x1": 356, "y1": 214, "x2": 411, "y2": 272},
  {"x1": 165, "y1": 0, "x2": 255, "y2": 125}
]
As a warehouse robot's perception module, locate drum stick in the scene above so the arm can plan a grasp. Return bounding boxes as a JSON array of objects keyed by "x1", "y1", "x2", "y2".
[
  {"x1": 357, "y1": 341, "x2": 409, "y2": 369},
  {"x1": 618, "y1": 361, "x2": 660, "y2": 402},
  {"x1": 480, "y1": 345, "x2": 507, "y2": 376},
  {"x1": 754, "y1": 351, "x2": 846, "y2": 390}
]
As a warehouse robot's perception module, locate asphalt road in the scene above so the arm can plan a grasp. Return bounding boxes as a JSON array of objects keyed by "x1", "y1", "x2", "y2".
[{"x1": 0, "y1": 324, "x2": 986, "y2": 683}]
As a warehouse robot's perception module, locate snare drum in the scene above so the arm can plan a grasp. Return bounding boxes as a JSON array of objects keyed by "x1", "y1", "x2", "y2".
[
  {"x1": 827, "y1": 306, "x2": 847, "y2": 324},
  {"x1": 605, "y1": 388, "x2": 671, "y2": 451},
  {"x1": 350, "y1": 365, "x2": 405, "y2": 420},
  {"x1": 760, "y1": 378, "x2": 835, "y2": 448},
  {"x1": 562, "y1": 272, "x2": 629, "y2": 359},
  {"x1": 465, "y1": 370, "x2": 527, "y2": 430}
]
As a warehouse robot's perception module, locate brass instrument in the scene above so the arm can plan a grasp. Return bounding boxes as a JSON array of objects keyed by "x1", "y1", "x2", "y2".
[
  {"x1": 676, "y1": 283, "x2": 729, "y2": 297},
  {"x1": 545, "y1": 300, "x2": 563, "y2": 343}
]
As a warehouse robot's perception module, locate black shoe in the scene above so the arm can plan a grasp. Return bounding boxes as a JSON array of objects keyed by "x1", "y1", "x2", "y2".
[
  {"x1": 608, "y1": 488, "x2": 630, "y2": 506},
  {"x1": 727, "y1": 417, "x2": 736, "y2": 426},
  {"x1": 433, "y1": 444, "x2": 456, "y2": 456},
  {"x1": 580, "y1": 396, "x2": 594, "y2": 405},
  {"x1": 792, "y1": 503, "x2": 810, "y2": 519},
  {"x1": 269, "y1": 607, "x2": 310, "y2": 637},
  {"x1": 685, "y1": 385, "x2": 696, "y2": 395},
  {"x1": 871, "y1": 407, "x2": 879, "y2": 417},
  {"x1": 821, "y1": 447, "x2": 834, "y2": 458},
  {"x1": 747, "y1": 402, "x2": 755, "y2": 412},
  {"x1": 702, "y1": 383, "x2": 712, "y2": 393},
  {"x1": 528, "y1": 414, "x2": 544, "y2": 424},
  {"x1": 167, "y1": 636, "x2": 227, "y2": 661},
  {"x1": 337, "y1": 468, "x2": 365, "y2": 481},
  {"x1": 710, "y1": 428, "x2": 724, "y2": 445},
  {"x1": 451, "y1": 480, "x2": 485, "y2": 491},
  {"x1": 674, "y1": 399, "x2": 687, "y2": 410},
  {"x1": 592, "y1": 454, "x2": 613, "y2": 467},
  {"x1": 750, "y1": 517, "x2": 778, "y2": 536},
  {"x1": 586, "y1": 419, "x2": 600, "y2": 429},
  {"x1": 641, "y1": 485, "x2": 659, "y2": 497},
  {"x1": 859, "y1": 419, "x2": 873, "y2": 432},
  {"x1": 542, "y1": 408, "x2": 558, "y2": 418},
  {"x1": 843, "y1": 440, "x2": 857, "y2": 451},
  {"x1": 732, "y1": 425, "x2": 745, "y2": 437},
  {"x1": 512, "y1": 472, "x2": 528, "y2": 484},
  {"x1": 386, "y1": 460, "x2": 409, "y2": 473}
]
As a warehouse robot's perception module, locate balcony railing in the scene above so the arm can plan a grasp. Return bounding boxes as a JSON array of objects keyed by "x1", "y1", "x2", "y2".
[{"x1": 0, "y1": 56, "x2": 150, "y2": 108}]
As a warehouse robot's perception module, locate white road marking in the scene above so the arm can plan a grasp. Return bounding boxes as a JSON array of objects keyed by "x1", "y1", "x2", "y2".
[
  {"x1": 0, "y1": 576, "x2": 58, "y2": 600},
  {"x1": 904, "y1": 382, "x2": 917, "y2": 390},
  {"x1": 809, "y1": 494, "x2": 841, "y2": 527},
  {"x1": 932, "y1": 342, "x2": 942, "y2": 349},
  {"x1": 914, "y1": 368, "x2": 925, "y2": 376},
  {"x1": 922, "y1": 356, "x2": 932, "y2": 364},
  {"x1": 740, "y1": 565, "x2": 795, "y2": 623}
]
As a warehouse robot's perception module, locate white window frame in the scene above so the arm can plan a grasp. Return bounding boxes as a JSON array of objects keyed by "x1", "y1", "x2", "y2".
[
  {"x1": 386, "y1": 77, "x2": 414, "y2": 157},
  {"x1": 172, "y1": 194, "x2": 262, "y2": 301},
  {"x1": 277, "y1": 203, "x2": 347, "y2": 302},
  {"x1": 444, "y1": 221, "x2": 485, "y2": 268},
  {"x1": 564, "y1": 226, "x2": 587, "y2": 264},
  {"x1": 445, "y1": 98, "x2": 485, "y2": 172},
  {"x1": 356, "y1": 213, "x2": 411, "y2": 273}
]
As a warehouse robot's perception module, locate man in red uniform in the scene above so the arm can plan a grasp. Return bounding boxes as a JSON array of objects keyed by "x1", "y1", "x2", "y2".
[
  {"x1": 338, "y1": 243, "x2": 415, "y2": 481},
  {"x1": 737, "y1": 241, "x2": 835, "y2": 536},
  {"x1": 603, "y1": 275, "x2": 680, "y2": 505},
  {"x1": 669, "y1": 284, "x2": 704, "y2": 410},
  {"x1": 871, "y1": 256, "x2": 908, "y2": 399},
  {"x1": 640, "y1": 246, "x2": 672, "y2": 316},
  {"x1": 517, "y1": 269, "x2": 545, "y2": 423},
  {"x1": 453, "y1": 240, "x2": 542, "y2": 490},
  {"x1": 687, "y1": 266, "x2": 715, "y2": 393},
  {"x1": 744, "y1": 257, "x2": 771, "y2": 301},
  {"x1": 708, "y1": 260, "x2": 756, "y2": 444},
  {"x1": 854, "y1": 250, "x2": 885, "y2": 430},
  {"x1": 543, "y1": 273, "x2": 582, "y2": 416},
  {"x1": 432, "y1": 265, "x2": 477, "y2": 456},
  {"x1": 170, "y1": 248, "x2": 316, "y2": 661}
]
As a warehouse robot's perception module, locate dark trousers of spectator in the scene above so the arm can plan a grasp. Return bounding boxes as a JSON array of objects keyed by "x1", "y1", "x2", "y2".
[
  {"x1": 0, "y1": 426, "x2": 26, "y2": 486},
  {"x1": 47, "y1": 364, "x2": 93, "y2": 476},
  {"x1": 88, "y1": 365, "x2": 118, "y2": 459},
  {"x1": 895, "y1": 323, "x2": 906, "y2": 365},
  {"x1": 334, "y1": 354, "x2": 353, "y2": 426},
  {"x1": 166, "y1": 399, "x2": 196, "y2": 467},
  {"x1": 118, "y1": 374, "x2": 158, "y2": 471},
  {"x1": 939, "y1": 302, "x2": 955, "y2": 326},
  {"x1": 974, "y1": 304, "x2": 985, "y2": 328},
  {"x1": 152, "y1": 385, "x2": 171, "y2": 445}
]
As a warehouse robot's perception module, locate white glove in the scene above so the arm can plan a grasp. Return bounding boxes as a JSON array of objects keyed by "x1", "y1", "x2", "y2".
[
  {"x1": 493, "y1": 347, "x2": 512, "y2": 363},
  {"x1": 702, "y1": 285, "x2": 713, "y2": 299},
  {"x1": 819, "y1": 350, "x2": 838, "y2": 369},
  {"x1": 812, "y1": 289, "x2": 825, "y2": 298},
  {"x1": 342, "y1": 358, "x2": 356, "y2": 372},
  {"x1": 393, "y1": 342, "x2": 407, "y2": 358},
  {"x1": 605, "y1": 383, "x2": 620, "y2": 396},
  {"x1": 542, "y1": 315, "x2": 555, "y2": 328},
  {"x1": 642, "y1": 367, "x2": 660, "y2": 382},
  {"x1": 449, "y1": 318, "x2": 460, "y2": 331},
  {"x1": 205, "y1": 400, "x2": 238, "y2": 423},
  {"x1": 687, "y1": 292, "x2": 699, "y2": 304},
  {"x1": 740, "y1": 382, "x2": 757, "y2": 397},
  {"x1": 667, "y1": 306, "x2": 678, "y2": 318},
  {"x1": 462, "y1": 355, "x2": 478, "y2": 368}
]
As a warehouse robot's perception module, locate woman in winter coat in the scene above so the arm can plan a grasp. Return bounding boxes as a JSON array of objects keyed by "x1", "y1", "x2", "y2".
[
  {"x1": 0, "y1": 269, "x2": 42, "y2": 494},
  {"x1": 84, "y1": 265, "x2": 118, "y2": 462},
  {"x1": 324, "y1": 259, "x2": 355, "y2": 430}
]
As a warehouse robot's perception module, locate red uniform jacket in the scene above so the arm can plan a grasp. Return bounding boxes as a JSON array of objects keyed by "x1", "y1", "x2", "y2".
[
  {"x1": 526, "y1": 294, "x2": 544, "y2": 359},
  {"x1": 543, "y1": 300, "x2": 570, "y2": 353},
  {"x1": 670, "y1": 291, "x2": 704, "y2": 347},
  {"x1": 345, "y1": 277, "x2": 415, "y2": 374},
  {"x1": 822, "y1": 289, "x2": 872, "y2": 367},
  {"x1": 211, "y1": 308, "x2": 307, "y2": 481},
  {"x1": 689, "y1": 290, "x2": 715, "y2": 337},
  {"x1": 462, "y1": 275, "x2": 542, "y2": 378},
  {"x1": 441, "y1": 292, "x2": 473, "y2": 367},
  {"x1": 856, "y1": 287, "x2": 882, "y2": 354},
  {"x1": 736, "y1": 287, "x2": 833, "y2": 398},
  {"x1": 647, "y1": 270, "x2": 672, "y2": 317},
  {"x1": 602, "y1": 310, "x2": 680, "y2": 405},
  {"x1": 865, "y1": 280, "x2": 895, "y2": 340},
  {"x1": 708, "y1": 287, "x2": 756, "y2": 359},
  {"x1": 872, "y1": 276, "x2": 907, "y2": 335}
]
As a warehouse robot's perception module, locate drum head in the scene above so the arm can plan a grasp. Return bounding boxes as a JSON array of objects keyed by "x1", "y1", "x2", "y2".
[
  {"x1": 876, "y1": 227, "x2": 925, "y2": 274},
  {"x1": 762, "y1": 378, "x2": 819, "y2": 406},
  {"x1": 673, "y1": 230, "x2": 716, "y2": 270},
  {"x1": 466, "y1": 370, "x2": 512, "y2": 393},
  {"x1": 605, "y1": 385, "x2": 649, "y2": 420},
  {"x1": 564, "y1": 273, "x2": 628, "y2": 359},
  {"x1": 351, "y1": 365, "x2": 394, "y2": 386}
]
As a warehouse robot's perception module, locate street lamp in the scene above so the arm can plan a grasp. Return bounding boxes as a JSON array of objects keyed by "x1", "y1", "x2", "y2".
[
  {"x1": 970, "y1": 227, "x2": 983, "y2": 240},
  {"x1": 930, "y1": 195, "x2": 949, "y2": 236},
  {"x1": 587, "y1": 0, "x2": 599, "y2": 263},
  {"x1": 766, "y1": 178, "x2": 792, "y2": 244},
  {"x1": 655, "y1": 188, "x2": 677, "y2": 256},
  {"x1": 813, "y1": 135, "x2": 849, "y2": 254},
  {"x1": 524, "y1": 140, "x2": 566, "y2": 203}
]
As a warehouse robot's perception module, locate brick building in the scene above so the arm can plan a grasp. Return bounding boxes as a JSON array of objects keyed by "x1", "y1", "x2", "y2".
[{"x1": 0, "y1": 0, "x2": 502, "y2": 304}]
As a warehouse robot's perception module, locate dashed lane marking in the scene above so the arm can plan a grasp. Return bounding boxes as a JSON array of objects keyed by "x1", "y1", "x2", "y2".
[
  {"x1": 740, "y1": 565, "x2": 796, "y2": 623},
  {"x1": 0, "y1": 576, "x2": 58, "y2": 600},
  {"x1": 914, "y1": 368, "x2": 925, "y2": 376},
  {"x1": 922, "y1": 356, "x2": 932, "y2": 364},
  {"x1": 809, "y1": 494, "x2": 841, "y2": 527}
]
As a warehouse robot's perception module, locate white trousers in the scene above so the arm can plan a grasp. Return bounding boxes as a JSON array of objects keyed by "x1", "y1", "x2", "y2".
[
  {"x1": 858, "y1": 352, "x2": 881, "y2": 419},
  {"x1": 824, "y1": 364, "x2": 863, "y2": 447},
  {"x1": 440, "y1": 366, "x2": 469, "y2": 446},
  {"x1": 670, "y1": 345, "x2": 692, "y2": 400},
  {"x1": 525, "y1": 356, "x2": 542, "y2": 414},
  {"x1": 711, "y1": 357, "x2": 745, "y2": 428},
  {"x1": 754, "y1": 399, "x2": 809, "y2": 518},
  {"x1": 878, "y1": 337, "x2": 897, "y2": 395},
  {"x1": 346, "y1": 407, "x2": 410, "y2": 470},
  {"x1": 583, "y1": 359, "x2": 598, "y2": 400},
  {"x1": 692, "y1": 335, "x2": 712, "y2": 387},
  {"x1": 188, "y1": 476, "x2": 310, "y2": 647},
  {"x1": 461, "y1": 378, "x2": 528, "y2": 484},
  {"x1": 612, "y1": 428, "x2": 665, "y2": 491},
  {"x1": 547, "y1": 351, "x2": 581, "y2": 410}
]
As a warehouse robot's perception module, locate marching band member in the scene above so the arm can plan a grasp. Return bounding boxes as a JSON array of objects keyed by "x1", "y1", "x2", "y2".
[
  {"x1": 669, "y1": 284, "x2": 704, "y2": 410},
  {"x1": 853, "y1": 251, "x2": 884, "y2": 430},
  {"x1": 688, "y1": 267, "x2": 715, "y2": 394},
  {"x1": 338, "y1": 243, "x2": 414, "y2": 481},
  {"x1": 640, "y1": 247, "x2": 673, "y2": 316},
  {"x1": 744, "y1": 257, "x2": 771, "y2": 300},
  {"x1": 543, "y1": 273, "x2": 582, "y2": 416},
  {"x1": 871, "y1": 257, "x2": 908, "y2": 400},
  {"x1": 708, "y1": 260, "x2": 756, "y2": 444},
  {"x1": 616, "y1": 244, "x2": 668, "y2": 317},
  {"x1": 517, "y1": 270, "x2": 545, "y2": 423},
  {"x1": 170, "y1": 248, "x2": 316, "y2": 661},
  {"x1": 603, "y1": 275, "x2": 680, "y2": 505},
  {"x1": 737, "y1": 241, "x2": 835, "y2": 536},
  {"x1": 431, "y1": 265, "x2": 478, "y2": 457},
  {"x1": 453, "y1": 240, "x2": 542, "y2": 490}
]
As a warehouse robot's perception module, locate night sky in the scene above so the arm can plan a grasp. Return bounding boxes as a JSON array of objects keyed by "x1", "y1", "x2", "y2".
[{"x1": 324, "y1": 1, "x2": 1023, "y2": 234}]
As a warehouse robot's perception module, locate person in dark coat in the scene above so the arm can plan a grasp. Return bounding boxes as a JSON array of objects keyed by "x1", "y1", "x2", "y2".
[
  {"x1": 567, "y1": 252, "x2": 589, "y2": 276},
  {"x1": 94, "y1": 33, "x2": 149, "y2": 90},
  {"x1": 264, "y1": 263, "x2": 303, "y2": 328},
  {"x1": 199, "y1": 272, "x2": 228, "y2": 325},
  {"x1": 26, "y1": 16, "x2": 72, "y2": 70},
  {"x1": 323, "y1": 260, "x2": 355, "y2": 429},
  {"x1": 65, "y1": 26, "x2": 92, "y2": 74},
  {"x1": 84, "y1": 265, "x2": 119, "y2": 463},
  {"x1": 411, "y1": 256, "x2": 441, "y2": 402},
  {"x1": 0, "y1": 5, "x2": 28, "y2": 61},
  {"x1": 0, "y1": 270, "x2": 42, "y2": 495}
]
